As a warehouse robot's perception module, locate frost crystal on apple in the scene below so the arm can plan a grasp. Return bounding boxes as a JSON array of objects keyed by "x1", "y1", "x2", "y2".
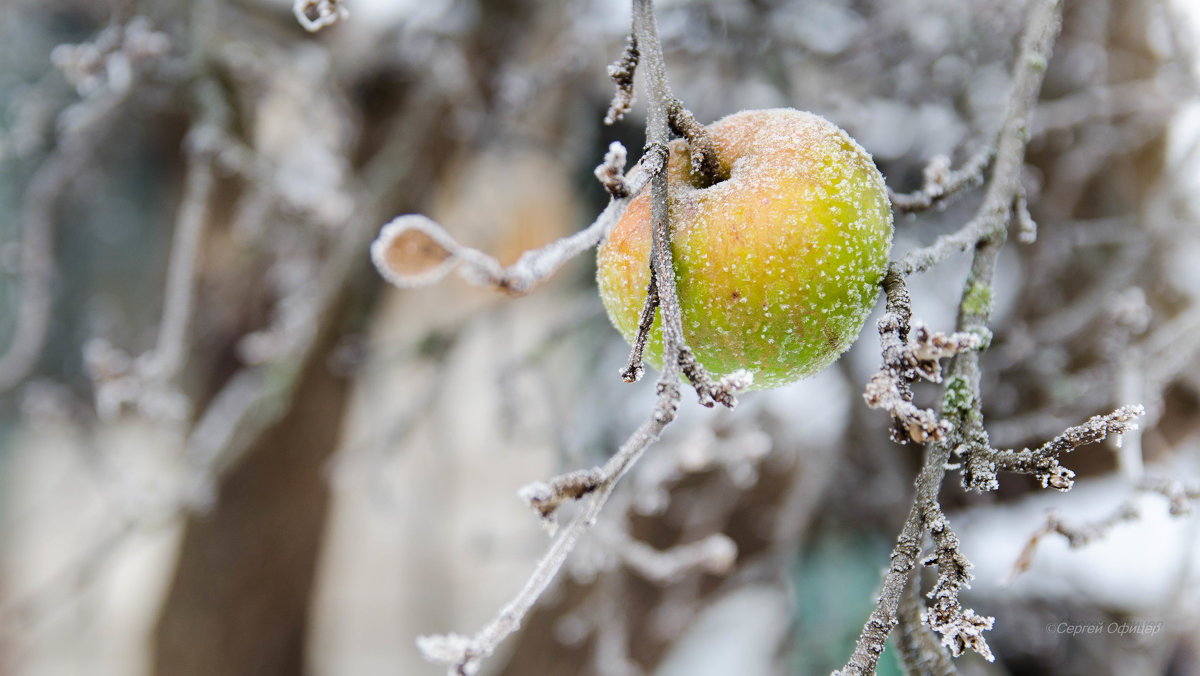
[{"x1": 597, "y1": 108, "x2": 893, "y2": 389}]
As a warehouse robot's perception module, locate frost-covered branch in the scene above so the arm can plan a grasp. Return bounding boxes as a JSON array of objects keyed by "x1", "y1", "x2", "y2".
[
  {"x1": 890, "y1": 0, "x2": 1060, "y2": 279},
  {"x1": 608, "y1": 530, "x2": 737, "y2": 583},
  {"x1": 294, "y1": 0, "x2": 348, "y2": 32},
  {"x1": 835, "y1": 438, "x2": 940, "y2": 676},
  {"x1": 923, "y1": 512, "x2": 995, "y2": 662},
  {"x1": 419, "y1": 402, "x2": 671, "y2": 674},
  {"x1": 604, "y1": 35, "x2": 638, "y2": 125},
  {"x1": 372, "y1": 147, "x2": 652, "y2": 296},
  {"x1": 627, "y1": 0, "x2": 750, "y2": 413},
  {"x1": 1003, "y1": 470, "x2": 1196, "y2": 584},
  {"x1": 863, "y1": 270, "x2": 980, "y2": 444},
  {"x1": 889, "y1": 143, "x2": 995, "y2": 214},
  {"x1": 619, "y1": 268, "x2": 660, "y2": 384},
  {"x1": 896, "y1": 572, "x2": 956, "y2": 676},
  {"x1": 986, "y1": 405, "x2": 1145, "y2": 491},
  {"x1": 839, "y1": 2, "x2": 1064, "y2": 673},
  {"x1": 411, "y1": 2, "x2": 748, "y2": 672},
  {"x1": 637, "y1": 0, "x2": 685, "y2": 424},
  {"x1": 83, "y1": 105, "x2": 216, "y2": 424},
  {"x1": 666, "y1": 98, "x2": 726, "y2": 184},
  {"x1": 1136, "y1": 476, "x2": 1200, "y2": 516}
]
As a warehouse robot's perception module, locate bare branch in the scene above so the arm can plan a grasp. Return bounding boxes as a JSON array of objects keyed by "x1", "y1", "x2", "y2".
[
  {"x1": 608, "y1": 530, "x2": 737, "y2": 583},
  {"x1": 420, "y1": 407, "x2": 671, "y2": 675},
  {"x1": 1005, "y1": 503, "x2": 1141, "y2": 583},
  {"x1": 889, "y1": 144, "x2": 994, "y2": 214}
]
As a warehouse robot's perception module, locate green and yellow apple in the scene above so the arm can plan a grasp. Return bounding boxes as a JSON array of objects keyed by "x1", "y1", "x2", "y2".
[{"x1": 597, "y1": 108, "x2": 893, "y2": 389}]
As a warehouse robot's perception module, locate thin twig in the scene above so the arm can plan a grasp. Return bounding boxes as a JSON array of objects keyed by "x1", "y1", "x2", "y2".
[
  {"x1": 0, "y1": 97, "x2": 126, "y2": 394},
  {"x1": 989, "y1": 405, "x2": 1145, "y2": 491},
  {"x1": 418, "y1": 408, "x2": 670, "y2": 674},
  {"x1": 619, "y1": 272, "x2": 658, "y2": 383},
  {"x1": 415, "y1": 2, "x2": 748, "y2": 672},
  {"x1": 1005, "y1": 503, "x2": 1141, "y2": 584},
  {"x1": 604, "y1": 35, "x2": 639, "y2": 125},
  {"x1": 838, "y1": 2, "x2": 1063, "y2": 672},
  {"x1": 146, "y1": 82, "x2": 226, "y2": 386},
  {"x1": 1136, "y1": 476, "x2": 1200, "y2": 516},
  {"x1": 889, "y1": 143, "x2": 995, "y2": 214},
  {"x1": 666, "y1": 98, "x2": 726, "y2": 185},
  {"x1": 372, "y1": 148, "x2": 654, "y2": 296},
  {"x1": 896, "y1": 565, "x2": 957, "y2": 676}
]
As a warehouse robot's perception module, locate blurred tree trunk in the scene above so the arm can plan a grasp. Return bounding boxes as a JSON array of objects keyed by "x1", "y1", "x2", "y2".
[{"x1": 151, "y1": 316, "x2": 349, "y2": 676}]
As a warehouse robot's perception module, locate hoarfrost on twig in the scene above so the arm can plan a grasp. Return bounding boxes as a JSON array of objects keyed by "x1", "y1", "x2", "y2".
[
  {"x1": 372, "y1": 152, "x2": 653, "y2": 295},
  {"x1": 838, "y1": 2, "x2": 1066, "y2": 673},
  {"x1": 294, "y1": 0, "x2": 349, "y2": 33}
]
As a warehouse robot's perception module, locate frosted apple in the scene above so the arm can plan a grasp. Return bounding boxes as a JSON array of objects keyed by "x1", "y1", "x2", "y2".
[{"x1": 597, "y1": 108, "x2": 893, "y2": 389}]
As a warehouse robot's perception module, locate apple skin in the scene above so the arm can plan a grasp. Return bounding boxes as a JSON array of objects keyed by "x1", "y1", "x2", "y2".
[{"x1": 597, "y1": 108, "x2": 893, "y2": 389}]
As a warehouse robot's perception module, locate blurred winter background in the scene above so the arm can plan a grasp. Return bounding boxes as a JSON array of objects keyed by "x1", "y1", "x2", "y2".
[{"x1": 0, "y1": 0, "x2": 1199, "y2": 674}]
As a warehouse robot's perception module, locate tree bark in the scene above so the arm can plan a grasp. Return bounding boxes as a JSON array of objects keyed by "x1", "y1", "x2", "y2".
[{"x1": 151, "y1": 322, "x2": 350, "y2": 676}]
